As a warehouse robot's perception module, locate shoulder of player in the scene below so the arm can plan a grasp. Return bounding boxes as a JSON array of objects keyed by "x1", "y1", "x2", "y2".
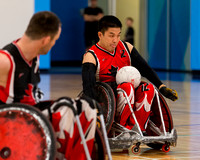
[
  {"x1": 0, "y1": 51, "x2": 12, "y2": 71},
  {"x1": 124, "y1": 42, "x2": 133, "y2": 53},
  {"x1": 82, "y1": 51, "x2": 96, "y2": 65}
]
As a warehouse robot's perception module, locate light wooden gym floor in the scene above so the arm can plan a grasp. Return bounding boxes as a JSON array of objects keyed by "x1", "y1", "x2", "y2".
[{"x1": 39, "y1": 70, "x2": 200, "y2": 160}]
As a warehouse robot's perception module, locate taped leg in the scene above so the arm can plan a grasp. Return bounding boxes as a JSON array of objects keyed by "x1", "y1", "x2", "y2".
[
  {"x1": 116, "y1": 82, "x2": 155, "y2": 131},
  {"x1": 131, "y1": 82, "x2": 155, "y2": 131},
  {"x1": 116, "y1": 82, "x2": 135, "y2": 130}
]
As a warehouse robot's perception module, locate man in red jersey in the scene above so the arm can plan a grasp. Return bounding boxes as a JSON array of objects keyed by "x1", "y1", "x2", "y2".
[
  {"x1": 0, "y1": 11, "x2": 61, "y2": 105},
  {"x1": 82, "y1": 15, "x2": 178, "y2": 132}
]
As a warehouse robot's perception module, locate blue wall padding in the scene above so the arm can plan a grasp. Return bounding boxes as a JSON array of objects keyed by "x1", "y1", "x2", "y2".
[
  {"x1": 170, "y1": 0, "x2": 190, "y2": 70},
  {"x1": 148, "y1": 0, "x2": 167, "y2": 69},
  {"x1": 191, "y1": 0, "x2": 200, "y2": 70},
  {"x1": 35, "y1": 0, "x2": 51, "y2": 69},
  {"x1": 51, "y1": 0, "x2": 87, "y2": 62},
  {"x1": 148, "y1": 0, "x2": 190, "y2": 71}
]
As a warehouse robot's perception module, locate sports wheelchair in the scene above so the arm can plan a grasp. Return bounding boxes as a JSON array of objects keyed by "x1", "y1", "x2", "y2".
[
  {"x1": 93, "y1": 81, "x2": 177, "y2": 154},
  {"x1": 0, "y1": 97, "x2": 111, "y2": 160}
]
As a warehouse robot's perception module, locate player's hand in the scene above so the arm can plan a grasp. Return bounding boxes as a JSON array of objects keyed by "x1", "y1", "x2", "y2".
[{"x1": 159, "y1": 86, "x2": 178, "y2": 101}]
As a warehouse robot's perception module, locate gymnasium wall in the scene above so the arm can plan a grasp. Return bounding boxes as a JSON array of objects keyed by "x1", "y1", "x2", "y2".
[
  {"x1": 0, "y1": 0, "x2": 87, "y2": 69},
  {"x1": 0, "y1": 0, "x2": 199, "y2": 71},
  {"x1": 148, "y1": 0, "x2": 191, "y2": 71},
  {"x1": 191, "y1": 0, "x2": 200, "y2": 70},
  {"x1": 35, "y1": 0, "x2": 51, "y2": 69},
  {"x1": 0, "y1": 0, "x2": 51, "y2": 69},
  {"x1": 50, "y1": 0, "x2": 87, "y2": 64},
  {"x1": 116, "y1": 0, "x2": 140, "y2": 50},
  {"x1": 0, "y1": 0, "x2": 34, "y2": 48}
]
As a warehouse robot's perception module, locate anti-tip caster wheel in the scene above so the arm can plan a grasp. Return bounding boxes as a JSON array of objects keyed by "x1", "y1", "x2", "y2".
[
  {"x1": 131, "y1": 145, "x2": 141, "y2": 154},
  {"x1": 162, "y1": 144, "x2": 170, "y2": 153}
]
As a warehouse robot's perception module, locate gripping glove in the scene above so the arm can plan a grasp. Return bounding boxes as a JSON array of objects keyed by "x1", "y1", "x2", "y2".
[{"x1": 159, "y1": 86, "x2": 178, "y2": 101}]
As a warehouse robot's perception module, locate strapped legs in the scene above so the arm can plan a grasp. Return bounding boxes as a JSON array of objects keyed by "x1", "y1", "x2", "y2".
[{"x1": 116, "y1": 82, "x2": 155, "y2": 131}]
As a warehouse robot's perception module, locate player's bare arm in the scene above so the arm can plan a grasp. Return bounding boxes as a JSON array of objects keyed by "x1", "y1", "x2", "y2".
[
  {"x1": 97, "y1": 13, "x2": 103, "y2": 20},
  {"x1": 125, "y1": 42, "x2": 133, "y2": 53},
  {"x1": 83, "y1": 14, "x2": 97, "y2": 21},
  {"x1": 82, "y1": 52, "x2": 96, "y2": 65},
  {"x1": 0, "y1": 52, "x2": 11, "y2": 88},
  {"x1": 83, "y1": 12, "x2": 103, "y2": 22}
]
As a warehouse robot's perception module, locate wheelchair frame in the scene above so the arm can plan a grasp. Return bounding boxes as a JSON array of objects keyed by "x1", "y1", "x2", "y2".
[{"x1": 94, "y1": 82, "x2": 177, "y2": 154}]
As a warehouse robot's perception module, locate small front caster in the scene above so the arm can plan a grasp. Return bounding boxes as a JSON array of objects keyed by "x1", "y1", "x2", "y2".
[{"x1": 162, "y1": 144, "x2": 170, "y2": 153}]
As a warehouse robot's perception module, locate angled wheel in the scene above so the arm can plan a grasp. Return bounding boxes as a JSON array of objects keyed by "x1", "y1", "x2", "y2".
[
  {"x1": 0, "y1": 103, "x2": 56, "y2": 160},
  {"x1": 95, "y1": 82, "x2": 116, "y2": 133},
  {"x1": 146, "y1": 89, "x2": 174, "y2": 150},
  {"x1": 78, "y1": 82, "x2": 116, "y2": 133}
]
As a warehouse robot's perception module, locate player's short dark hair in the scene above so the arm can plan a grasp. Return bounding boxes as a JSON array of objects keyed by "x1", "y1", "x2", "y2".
[
  {"x1": 98, "y1": 15, "x2": 122, "y2": 34},
  {"x1": 25, "y1": 11, "x2": 61, "y2": 40}
]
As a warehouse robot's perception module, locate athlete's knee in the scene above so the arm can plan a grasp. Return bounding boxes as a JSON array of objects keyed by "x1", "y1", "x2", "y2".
[
  {"x1": 146, "y1": 83, "x2": 155, "y2": 99},
  {"x1": 147, "y1": 83, "x2": 155, "y2": 91},
  {"x1": 116, "y1": 82, "x2": 135, "y2": 118},
  {"x1": 140, "y1": 82, "x2": 155, "y2": 97},
  {"x1": 117, "y1": 82, "x2": 135, "y2": 97}
]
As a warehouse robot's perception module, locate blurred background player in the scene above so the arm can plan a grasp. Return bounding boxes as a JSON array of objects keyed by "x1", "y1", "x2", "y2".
[
  {"x1": 124, "y1": 17, "x2": 135, "y2": 46},
  {"x1": 82, "y1": 15, "x2": 178, "y2": 133},
  {"x1": 83, "y1": 0, "x2": 104, "y2": 50}
]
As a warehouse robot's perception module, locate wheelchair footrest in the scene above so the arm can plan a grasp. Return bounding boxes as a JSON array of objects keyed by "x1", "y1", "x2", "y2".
[{"x1": 108, "y1": 128, "x2": 177, "y2": 150}]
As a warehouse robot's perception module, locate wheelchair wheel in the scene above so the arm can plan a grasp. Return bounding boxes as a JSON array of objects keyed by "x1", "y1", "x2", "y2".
[
  {"x1": 146, "y1": 89, "x2": 174, "y2": 150},
  {"x1": 95, "y1": 82, "x2": 116, "y2": 133},
  {"x1": 91, "y1": 127, "x2": 106, "y2": 160},
  {"x1": 0, "y1": 103, "x2": 56, "y2": 160}
]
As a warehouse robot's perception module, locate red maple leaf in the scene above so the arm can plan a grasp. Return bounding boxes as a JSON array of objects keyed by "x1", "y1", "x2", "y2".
[
  {"x1": 52, "y1": 112, "x2": 62, "y2": 132},
  {"x1": 57, "y1": 111, "x2": 95, "y2": 160},
  {"x1": 20, "y1": 84, "x2": 36, "y2": 105}
]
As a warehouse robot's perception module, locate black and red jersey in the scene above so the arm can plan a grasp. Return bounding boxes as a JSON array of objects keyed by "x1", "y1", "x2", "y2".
[
  {"x1": 88, "y1": 40, "x2": 131, "y2": 83},
  {"x1": 0, "y1": 40, "x2": 40, "y2": 105}
]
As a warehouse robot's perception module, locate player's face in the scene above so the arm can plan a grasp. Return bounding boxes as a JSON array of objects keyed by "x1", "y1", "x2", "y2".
[
  {"x1": 91, "y1": 0, "x2": 97, "y2": 7},
  {"x1": 39, "y1": 27, "x2": 61, "y2": 55},
  {"x1": 98, "y1": 27, "x2": 121, "y2": 52}
]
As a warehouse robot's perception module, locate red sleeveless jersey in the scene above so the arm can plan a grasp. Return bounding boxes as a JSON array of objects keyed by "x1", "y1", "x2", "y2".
[
  {"x1": 88, "y1": 40, "x2": 131, "y2": 82},
  {"x1": 0, "y1": 40, "x2": 40, "y2": 105}
]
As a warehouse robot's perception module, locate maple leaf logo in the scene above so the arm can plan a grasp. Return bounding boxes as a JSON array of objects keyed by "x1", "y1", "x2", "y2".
[
  {"x1": 57, "y1": 130, "x2": 71, "y2": 154},
  {"x1": 20, "y1": 84, "x2": 36, "y2": 105},
  {"x1": 103, "y1": 65, "x2": 118, "y2": 77},
  {"x1": 56, "y1": 112, "x2": 95, "y2": 160}
]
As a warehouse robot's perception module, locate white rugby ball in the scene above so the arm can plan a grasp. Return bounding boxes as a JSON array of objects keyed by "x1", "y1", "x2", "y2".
[{"x1": 116, "y1": 66, "x2": 141, "y2": 88}]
